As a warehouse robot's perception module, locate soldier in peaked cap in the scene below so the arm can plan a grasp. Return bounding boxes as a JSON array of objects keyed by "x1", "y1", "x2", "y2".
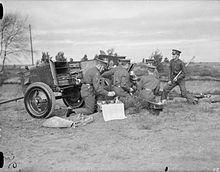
[
  {"x1": 145, "y1": 59, "x2": 160, "y2": 79},
  {"x1": 101, "y1": 58, "x2": 137, "y2": 110},
  {"x1": 137, "y1": 63, "x2": 160, "y2": 102},
  {"x1": 161, "y1": 49, "x2": 197, "y2": 104},
  {"x1": 65, "y1": 58, "x2": 115, "y2": 117},
  {"x1": 145, "y1": 63, "x2": 156, "y2": 70},
  {"x1": 172, "y1": 49, "x2": 181, "y2": 55}
]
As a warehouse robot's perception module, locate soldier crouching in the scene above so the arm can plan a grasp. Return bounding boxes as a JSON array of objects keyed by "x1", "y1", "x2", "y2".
[
  {"x1": 137, "y1": 63, "x2": 160, "y2": 103},
  {"x1": 101, "y1": 59, "x2": 138, "y2": 111},
  {"x1": 65, "y1": 58, "x2": 115, "y2": 117}
]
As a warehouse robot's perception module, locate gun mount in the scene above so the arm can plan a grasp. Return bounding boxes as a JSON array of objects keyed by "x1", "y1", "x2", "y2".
[{"x1": 8, "y1": 59, "x2": 100, "y2": 119}]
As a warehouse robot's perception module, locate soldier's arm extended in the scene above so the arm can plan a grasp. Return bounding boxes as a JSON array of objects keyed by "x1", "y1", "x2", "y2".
[
  {"x1": 93, "y1": 72, "x2": 109, "y2": 95},
  {"x1": 101, "y1": 68, "x2": 115, "y2": 78}
]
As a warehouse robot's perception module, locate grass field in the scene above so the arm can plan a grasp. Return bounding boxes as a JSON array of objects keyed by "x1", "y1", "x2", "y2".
[{"x1": 0, "y1": 81, "x2": 220, "y2": 171}]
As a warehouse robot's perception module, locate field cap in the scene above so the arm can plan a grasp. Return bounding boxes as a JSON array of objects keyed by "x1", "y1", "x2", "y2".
[
  {"x1": 145, "y1": 59, "x2": 155, "y2": 63},
  {"x1": 172, "y1": 49, "x2": 182, "y2": 55},
  {"x1": 145, "y1": 63, "x2": 156, "y2": 69},
  {"x1": 119, "y1": 59, "x2": 131, "y2": 65}
]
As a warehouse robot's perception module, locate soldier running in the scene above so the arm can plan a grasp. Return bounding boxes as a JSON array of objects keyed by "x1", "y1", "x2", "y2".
[
  {"x1": 161, "y1": 49, "x2": 197, "y2": 104},
  {"x1": 65, "y1": 59, "x2": 115, "y2": 117}
]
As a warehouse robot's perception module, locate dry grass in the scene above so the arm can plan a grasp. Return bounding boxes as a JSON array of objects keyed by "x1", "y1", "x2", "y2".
[{"x1": 1, "y1": 81, "x2": 220, "y2": 171}]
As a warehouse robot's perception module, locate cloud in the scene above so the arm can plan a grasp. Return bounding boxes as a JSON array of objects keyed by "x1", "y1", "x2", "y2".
[{"x1": 3, "y1": 0, "x2": 220, "y2": 64}]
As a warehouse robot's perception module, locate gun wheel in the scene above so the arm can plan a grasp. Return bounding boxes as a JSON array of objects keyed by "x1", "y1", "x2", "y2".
[
  {"x1": 62, "y1": 87, "x2": 83, "y2": 109},
  {"x1": 24, "y1": 82, "x2": 55, "y2": 118}
]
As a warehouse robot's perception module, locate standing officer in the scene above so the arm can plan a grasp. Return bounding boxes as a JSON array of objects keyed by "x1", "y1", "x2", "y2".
[
  {"x1": 137, "y1": 64, "x2": 160, "y2": 102},
  {"x1": 65, "y1": 59, "x2": 115, "y2": 117},
  {"x1": 161, "y1": 49, "x2": 197, "y2": 104}
]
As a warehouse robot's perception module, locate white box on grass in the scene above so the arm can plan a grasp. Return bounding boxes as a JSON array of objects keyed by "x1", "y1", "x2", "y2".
[{"x1": 102, "y1": 102, "x2": 126, "y2": 121}]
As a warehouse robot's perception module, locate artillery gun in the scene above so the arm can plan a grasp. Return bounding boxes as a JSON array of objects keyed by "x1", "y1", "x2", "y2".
[
  {"x1": 20, "y1": 60, "x2": 89, "y2": 118},
  {"x1": 0, "y1": 59, "x2": 97, "y2": 119},
  {"x1": 0, "y1": 55, "x2": 128, "y2": 119},
  {"x1": 0, "y1": 55, "x2": 168, "y2": 118}
]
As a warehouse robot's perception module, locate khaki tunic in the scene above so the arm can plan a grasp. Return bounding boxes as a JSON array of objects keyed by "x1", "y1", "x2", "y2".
[
  {"x1": 137, "y1": 74, "x2": 160, "y2": 102},
  {"x1": 74, "y1": 67, "x2": 108, "y2": 115},
  {"x1": 161, "y1": 58, "x2": 195, "y2": 103},
  {"x1": 102, "y1": 65, "x2": 135, "y2": 109}
]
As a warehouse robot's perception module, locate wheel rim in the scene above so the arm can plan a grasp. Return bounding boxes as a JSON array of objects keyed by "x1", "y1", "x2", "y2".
[
  {"x1": 63, "y1": 96, "x2": 83, "y2": 108},
  {"x1": 25, "y1": 88, "x2": 51, "y2": 117},
  {"x1": 63, "y1": 87, "x2": 83, "y2": 108}
]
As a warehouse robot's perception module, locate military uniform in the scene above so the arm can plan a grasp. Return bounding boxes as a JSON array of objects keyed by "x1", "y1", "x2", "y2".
[
  {"x1": 72, "y1": 67, "x2": 109, "y2": 115},
  {"x1": 65, "y1": 58, "x2": 116, "y2": 116},
  {"x1": 161, "y1": 49, "x2": 196, "y2": 104},
  {"x1": 154, "y1": 68, "x2": 160, "y2": 79},
  {"x1": 137, "y1": 73, "x2": 160, "y2": 102},
  {"x1": 102, "y1": 59, "x2": 136, "y2": 109}
]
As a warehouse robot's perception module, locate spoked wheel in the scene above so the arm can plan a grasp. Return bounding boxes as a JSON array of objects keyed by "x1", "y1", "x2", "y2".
[
  {"x1": 24, "y1": 82, "x2": 56, "y2": 118},
  {"x1": 62, "y1": 87, "x2": 84, "y2": 109}
]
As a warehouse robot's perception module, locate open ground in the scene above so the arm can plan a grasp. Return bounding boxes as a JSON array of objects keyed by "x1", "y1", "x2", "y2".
[{"x1": 0, "y1": 81, "x2": 220, "y2": 171}]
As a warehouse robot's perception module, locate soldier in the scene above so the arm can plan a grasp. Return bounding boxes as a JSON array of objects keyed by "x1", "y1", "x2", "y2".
[
  {"x1": 137, "y1": 64, "x2": 160, "y2": 102},
  {"x1": 65, "y1": 59, "x2": 116, "y2": 117},
  {"x1": 161, "y1": 49, "x2": 197, "y2": 104},
  {"x1": 102, "y1": 59, "x2": 136, "y2": 109},
  {"x1": 108, "y1": 60, "x2": 115, "y2": 70}
]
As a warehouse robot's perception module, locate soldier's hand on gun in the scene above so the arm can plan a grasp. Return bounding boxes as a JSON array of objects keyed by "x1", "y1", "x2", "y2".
[
  {"x1": 168, "y1": 80, "x2": 172, "y2": 85},
  {"x1": 107, "y1": 91, "x2": 115, "y2": 97}
]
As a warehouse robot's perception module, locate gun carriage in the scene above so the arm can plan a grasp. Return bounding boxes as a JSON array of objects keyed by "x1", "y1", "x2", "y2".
[{"x1": 21, "y1": 59, "x2": 98, "y2": 119}]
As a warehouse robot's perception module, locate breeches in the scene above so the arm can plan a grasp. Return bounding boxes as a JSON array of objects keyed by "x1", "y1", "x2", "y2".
[
  {"x1": 139, "y1": 89, "x2": 155, "y2": 102},
  {"x1": 74, "y1": 92, "x2": 96, "y2": 115},
  {"x1": 161, "y1": 80, "x2": 194, "y2": 102}
]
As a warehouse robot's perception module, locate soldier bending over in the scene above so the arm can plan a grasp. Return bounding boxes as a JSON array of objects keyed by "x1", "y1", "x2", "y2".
[
  {"x1": 102, "y1": 59, "x2": 136, "y2": 109},
  {"x1": 65, "y1": 59, "x2": 115, "y2": 117}
]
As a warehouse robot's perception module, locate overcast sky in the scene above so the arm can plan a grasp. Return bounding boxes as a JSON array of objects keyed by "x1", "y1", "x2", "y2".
[{"x1": 2, "y1": 0, "x2": 220, "y2": 64}]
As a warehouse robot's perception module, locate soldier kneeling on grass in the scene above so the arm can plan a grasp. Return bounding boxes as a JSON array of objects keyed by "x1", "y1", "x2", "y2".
[
  {"x1": 137, "y1": 63, "x2": 160, "y2": 103},
  {"x1": 65, "y1": 58, "x2": 116, "y2": 117},
  {"x1": 130, "y1": 63, "x2": 164, "y2": 116},
  {"x1": 101, "y1": 59, "x2": 138, "y2": 113}
]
